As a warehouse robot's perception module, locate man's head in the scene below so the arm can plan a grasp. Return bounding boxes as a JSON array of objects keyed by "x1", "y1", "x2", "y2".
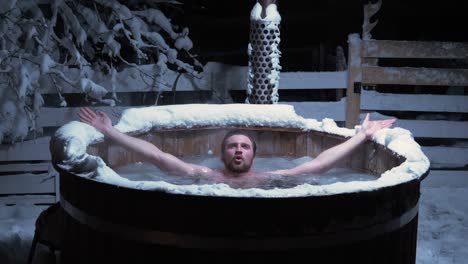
[{"x1": 220, "y1": 130, "x2": 257, "y2": 173}]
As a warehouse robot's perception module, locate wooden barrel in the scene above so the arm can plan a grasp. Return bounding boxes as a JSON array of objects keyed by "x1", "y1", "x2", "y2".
[{"x1": 57, "y1": 127, "x2": 423, "y2": 264}]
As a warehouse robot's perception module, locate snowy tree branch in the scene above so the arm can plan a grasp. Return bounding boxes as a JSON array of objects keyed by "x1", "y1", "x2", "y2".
[{"x1": 0, "y1": 0, "x2": 203, "y2": 143}]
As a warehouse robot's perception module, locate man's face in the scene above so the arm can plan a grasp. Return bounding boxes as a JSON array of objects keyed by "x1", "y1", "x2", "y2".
[{"x1": 221, "y1": 134, "x2": 255, "y2": 173}]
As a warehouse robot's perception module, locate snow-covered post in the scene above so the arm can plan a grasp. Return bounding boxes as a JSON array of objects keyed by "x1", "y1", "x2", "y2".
[
  {"x1": 345, "y1": 34, "x2": 363, "y2": 128},
  {"x1": 246, "y1": 0, "x2": 282, "y2": 104}
]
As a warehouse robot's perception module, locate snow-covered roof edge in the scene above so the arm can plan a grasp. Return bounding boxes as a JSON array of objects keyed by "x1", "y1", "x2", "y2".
[{"x1": 50, "y1": 104, "x2": 430, "y2": 197}]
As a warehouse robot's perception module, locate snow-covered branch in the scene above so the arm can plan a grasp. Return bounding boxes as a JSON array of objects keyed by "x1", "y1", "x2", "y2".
[{"x1": 0, "y1": 0, "x2": 203, "y2": 143}]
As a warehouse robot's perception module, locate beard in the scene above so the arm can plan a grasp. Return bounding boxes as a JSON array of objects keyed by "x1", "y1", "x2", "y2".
[{"x1": 223, "y1": 157, "x2": 253, "y2": 173}]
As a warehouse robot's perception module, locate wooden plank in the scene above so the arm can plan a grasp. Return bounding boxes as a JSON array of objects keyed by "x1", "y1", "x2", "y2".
[
  {"x1": 361, "y1": 90, "x2": 468, "y2": 113},
  {"x1": 360, "y1": 112, "x2": 468, "y2": 139},
  {"x1": 283, "y1": 99, "x2": 346, "y2": 121},
  {"x1": 206, "y1": 69, "x2": 347, "y2": 91},
  {"x1": 362, "y1": 66, "x2": 468, "y2": 86},
  {"x1": 399, "y1": 120, "x2": 468, "y2": 139},
  {"x1": 422, "y1": 170, "x2": 468, "y2": 188},
  {"x1": 363, "y1": 40, "x2": 468, "y2": 59},
  {"x1": 39, "y1": 63, "x2": 347, "y2": 94},
  {"x1": 278, "y1": 71, "x2": 347, "y2": 89},
  {"x1": 423, "y1": 146, "x2": 468, "y2": 169},
  {"x1": 0, "y1": 137, "x2": 51, "y2": 161},
  {"x1": 345, "y1": 34, "x2": 363, "y2": 128},
  {"x1": 0, "y1": 194, "x2": 56, "y2": 205},
  {"x1": 0, "y1": 162, "x2": 51, "y2": 172},
  {"x1": 389, "y1": 120, "x2": 468, "y2": 139},
  {"x1": 38, "y1": 106, "x2": 130, "y2": 127},
  {"x1": 0, "y1": 173, "x2": 55, "y2": 194}
]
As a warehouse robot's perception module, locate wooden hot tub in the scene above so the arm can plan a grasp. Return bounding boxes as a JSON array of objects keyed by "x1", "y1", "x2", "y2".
[{"x1": 50, "y1": 105, "x2": 428, "y2": 264}]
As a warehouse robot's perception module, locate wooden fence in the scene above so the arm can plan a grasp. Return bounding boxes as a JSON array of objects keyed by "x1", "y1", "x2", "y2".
[
  {"x1": 346, "y1": 34, "x2": 468, "y2": 187},
  {"x1": 0, "y1": 136, "x2": 58, "y2": 205}
]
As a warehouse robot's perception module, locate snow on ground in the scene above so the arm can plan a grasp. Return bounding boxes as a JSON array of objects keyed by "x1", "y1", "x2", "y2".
[
  {"x1": 0, "y1": 185, "x2": 467, "y2": 264},
  {"x1": 417, "y1": 186, "x2": 468, "y2": 264}
]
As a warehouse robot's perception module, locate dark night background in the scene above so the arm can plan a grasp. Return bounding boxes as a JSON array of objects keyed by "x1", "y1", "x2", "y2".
[{"x1": 169, "y1": 0, "x2": 468, "y2": 71}]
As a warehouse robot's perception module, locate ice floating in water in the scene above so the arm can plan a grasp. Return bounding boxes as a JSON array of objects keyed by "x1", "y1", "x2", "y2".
[{"x1": 51, "y1": 104, "x2": 430, "y2": 197}]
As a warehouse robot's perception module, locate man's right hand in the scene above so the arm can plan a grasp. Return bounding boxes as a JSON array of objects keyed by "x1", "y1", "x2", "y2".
[{"x1": 78, "y1": 107, "x2": 113, "y2": 134}]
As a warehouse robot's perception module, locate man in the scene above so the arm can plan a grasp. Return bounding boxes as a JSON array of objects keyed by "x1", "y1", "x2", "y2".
[{"x1": 78, "y1": 107, "x2": 396, "y2": 185}]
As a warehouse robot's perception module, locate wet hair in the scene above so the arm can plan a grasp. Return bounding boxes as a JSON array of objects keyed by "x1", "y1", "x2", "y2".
[{"x1": 221, "y1": 130, "x2": 257, "y2": 156}]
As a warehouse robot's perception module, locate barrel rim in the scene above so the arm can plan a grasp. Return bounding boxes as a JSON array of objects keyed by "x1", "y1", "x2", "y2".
[{"x1": 50, "y1": 104, "x2": 430, "y2": 197}]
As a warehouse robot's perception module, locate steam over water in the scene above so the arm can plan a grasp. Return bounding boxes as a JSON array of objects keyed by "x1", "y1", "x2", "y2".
[{"x1": 114, "y1": 156, "x2": 378, "y2": 190}]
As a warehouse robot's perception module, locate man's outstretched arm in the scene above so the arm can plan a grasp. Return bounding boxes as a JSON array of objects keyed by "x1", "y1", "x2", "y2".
[
  {"x1": 271, "y1": 113, "x2": 396, "y2": 176},
  {"x1": 78, "y1": 107, "x2": 212, "y2": 176}
]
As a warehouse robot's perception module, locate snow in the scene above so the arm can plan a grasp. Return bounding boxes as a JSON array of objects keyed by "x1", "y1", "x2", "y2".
[
  {"x1": 348, "y1": 33, "x2": 363, "y2": 68},
  {"x1": 0, "y1": 204, "x2": 50, "y2": 264},
  {"x1": 246, "y1": 2, "x2": 282, "y2": 103},
  {"x1": 417, "y1": 186, "x2": 468, "y2": 264},
  {"x1": 50, "y1": 104, "x2": 429, "y2": 197},
  {"x1": 1, "y1": 184, "x2": 467, "y2": 263},
  {"x1": 250, "y1": 2, "x2": 281, "y2": 23}
]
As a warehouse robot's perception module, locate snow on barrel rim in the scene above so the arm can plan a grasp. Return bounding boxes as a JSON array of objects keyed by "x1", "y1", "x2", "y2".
[{"x1": 51, "y1": 104, "x2": 430, "y2": 197}]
